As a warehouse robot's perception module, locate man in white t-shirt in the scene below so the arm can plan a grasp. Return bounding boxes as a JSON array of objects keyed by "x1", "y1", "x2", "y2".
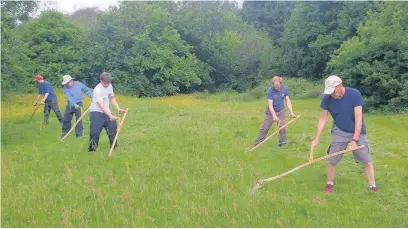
[{"x1": 88, "y1": 72, "x2": 126, "y2": 152}]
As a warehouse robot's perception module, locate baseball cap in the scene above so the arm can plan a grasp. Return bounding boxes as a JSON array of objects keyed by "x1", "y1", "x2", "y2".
[
  {"x1": 34, "y1": 74, "x2": 43, "y2": 81},
  {"x1": 62, "y1": 75, "x2": 74, "y2": 85},
  {"x1": 323, "y1": 75, "x2": 342, "y2": 94}
]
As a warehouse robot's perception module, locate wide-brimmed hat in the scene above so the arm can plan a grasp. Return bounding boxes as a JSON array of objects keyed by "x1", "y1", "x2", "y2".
[{"x1": 62, "y1": 75, "x2": 74, "y2": 85}]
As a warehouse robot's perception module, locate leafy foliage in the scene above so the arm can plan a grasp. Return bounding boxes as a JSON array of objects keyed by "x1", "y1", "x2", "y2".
[
  {"x1": 327, "y1": 2, "x2": 408, "y2": 111},
  {"x1": 175, "y1": 1, "x2": 280, "y2": 92},
  {"x1": 1, "y1": 1, "x2": 38, "y2": 93},
  {"x1": 241, "y1": 1, "x2": 295, "y2": 42},
  {"x1": 1, "y1": 1, "x2": 407, "y2": 111},
  {"x1": 88, "y1": 2, "x2": 210, "y2": 96},
  {"x1": 19, "y1": 11, "x2": 90, "y2": 87}
]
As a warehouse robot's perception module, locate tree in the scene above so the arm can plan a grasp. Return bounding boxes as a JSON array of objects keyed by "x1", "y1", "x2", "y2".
[
  {"x1": 19, "y1": 11, "x2": 91, "y2": 86},
  {"x1": 174, "y1": 1, "x2": 280, "y2": 92},
  {"x1": 241, "y1": 1, "x2": 295, "y2": 42},
  {"x1": 280, "y1": 2, "x2": 344, "y2": 78},
  {"x1": 89, "y1": 2, "x2": 210, "y2": 96},
  {"x1": 1, "y1": 1, "x2": 38, "y2": 94},
  {"x1": 327, "y1": 2, "x2": 408, "y2": 111},
  {"x1": 309, "y1": 2, "x2": 374, "y2": 76},
  {"x1": 69, "y1": 7, "x2": 100, "y2": 28},
  {"x1": 279, "y1": 2, "x2": 374, "y2": 79},
  {"x1": 1, "y1": 1, "x2": 38, "y2": 28}
]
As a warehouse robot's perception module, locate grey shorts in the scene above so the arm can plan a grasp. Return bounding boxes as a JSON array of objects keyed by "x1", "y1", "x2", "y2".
[{"x1": 328, "y1": 125, "x2": 371, "y2": 164}]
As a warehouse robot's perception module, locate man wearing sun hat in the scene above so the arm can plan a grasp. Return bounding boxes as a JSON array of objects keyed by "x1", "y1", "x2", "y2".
[
  {"x1": 311, "y1": 75, "x2": 377, "y2": 193},
  {"x1": 33, "y1": 74, "x2": 63, "y2": 125},
  {"x1": 61, "y1": 75, "x2": 93, "y2": 139}
]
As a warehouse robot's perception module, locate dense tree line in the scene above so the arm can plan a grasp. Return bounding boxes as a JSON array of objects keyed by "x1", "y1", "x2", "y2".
[{"x1": 1, "y1": 1, "x2": 407, "y2": 110}]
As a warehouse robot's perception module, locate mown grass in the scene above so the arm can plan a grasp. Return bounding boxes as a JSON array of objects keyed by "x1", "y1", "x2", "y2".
[{"x1": 1, "y1": 91, "x2": 408, "y2": 227}]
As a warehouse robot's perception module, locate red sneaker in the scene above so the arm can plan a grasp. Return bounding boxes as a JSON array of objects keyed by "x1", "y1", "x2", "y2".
[
  {"x1": 325, "y1": 184, "x2": 334, "y2": 193},
  {"x1": 369, "y1": 186, "x2": 378, "y2": 192}
]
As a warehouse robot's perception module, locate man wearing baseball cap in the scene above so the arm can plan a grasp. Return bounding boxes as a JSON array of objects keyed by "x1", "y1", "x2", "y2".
[
  {"x1": 61, "y1": 75, "x2": 93, "y2": 139},
  {"x1": 311, "y1": 75, "x2": 377, "y2": 193},
  {"x1": 33, "y1": 74, "x2": 63, "y2": 125},
  {"x1": 88, "y1": 72, "x2": 126, "y2": 152}
]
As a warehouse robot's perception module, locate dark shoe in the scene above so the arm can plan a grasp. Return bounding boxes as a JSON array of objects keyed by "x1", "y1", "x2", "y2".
[
  {"x1": 88, "y1": 139, "x2": 98, "y2": 152},
  {"x1": 278, "y1": 142, "x2": 287, "y2": 147},
  {"x1": 76, "y1": 134, "x2": 83, "y2": 138}
]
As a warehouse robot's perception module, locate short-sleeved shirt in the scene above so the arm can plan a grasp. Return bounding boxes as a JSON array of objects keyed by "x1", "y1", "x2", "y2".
[
  {"x1": 266, "y1": 85, "x2": 290, "y2": 112},
  {"x1": 38, "y1": 81, "x2": 58, "y2": 102},
  {"x1": 90, "y1": 83, "x2": 114, "y2": 114},
  {"x1": 320, "y1": 87, "x2": 367, "y2": 134}
]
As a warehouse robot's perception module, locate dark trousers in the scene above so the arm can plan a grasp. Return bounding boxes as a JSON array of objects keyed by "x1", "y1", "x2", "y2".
[
  {"x1": 44, "y1": 101, "x2": 63, "y2": 125},
  {"x1": 88, "y1": 112, "x2": 118, "y2": 152},
  {"x1": 62, "y1": 103, "x2": 83, "y2": 137}
]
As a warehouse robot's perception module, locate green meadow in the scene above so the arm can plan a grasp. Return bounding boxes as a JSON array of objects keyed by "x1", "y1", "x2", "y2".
[{"x1": 1, "y1": 90, "x2": 408, "y2": 227}]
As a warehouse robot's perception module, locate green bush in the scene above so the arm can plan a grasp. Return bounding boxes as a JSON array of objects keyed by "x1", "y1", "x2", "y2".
[
  {"x1": 327, "y1": 2, "x2": 408, "y2": 111},
  {"x1": 89, "y1": 2, "x2": 210, "y2": 97},
  {"x1": 19, "y1": 11, "x2": 90, "y2": 88}
]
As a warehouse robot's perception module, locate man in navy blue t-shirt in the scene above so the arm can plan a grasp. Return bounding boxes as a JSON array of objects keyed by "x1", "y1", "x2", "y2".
[
  {"x1": 311, "y1": 75, "x2": 377, "y2": 193},
  {"x1": 254, "y1": 76, "x2": 296, "y2": 147},
  {"x1": 33, "y1": 74, "x2": 63, "y2": 125}
]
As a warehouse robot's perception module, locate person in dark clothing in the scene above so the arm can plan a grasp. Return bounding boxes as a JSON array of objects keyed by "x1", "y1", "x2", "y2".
[{"x1": 33, "y1": 74, "x2": 63, "y2": 125}]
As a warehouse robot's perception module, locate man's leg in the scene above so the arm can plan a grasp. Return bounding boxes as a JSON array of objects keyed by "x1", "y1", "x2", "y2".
[
  {"x1": 74, "y1": 107, "x2": 83, "y2": 137},
  {"x1": 352, "y1": 135, "x2": 376, "y2": 189},
  {"x1": 277, "y1": 110, "x2": 287, "y2": 146},
  {"x1": 325, "y1": 163, "x2": 337, "y2": 193},
  {"x1": 43, "y1": 103, "x2": 51, "y2": 125},
  {"x1": 61, "y1": 105, "x2": 74, "y2": 138},
  {"x1": 325, "y1": 125, "x2": 348, "y2": 192},
  {"x1": 254, "y1": 112, "x2": 274, "y2": 146},
  {"x1": 327, "y1": 164, "x2": 337, "y2": 184},
  {"x1": 88, "y1": 112, "x2": 105, "y2": 152},
  {"x1": 364, "y1": 161, "x2": 376, "y2": 187},
  {"x1": 105, "y1": 117, "x2": 118, "y2": 149},
  {"x1": 50, "y1": 101, "x2": 63, "y2": 124}
]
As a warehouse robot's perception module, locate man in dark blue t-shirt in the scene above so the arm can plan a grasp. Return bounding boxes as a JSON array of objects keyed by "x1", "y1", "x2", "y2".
[
  {"x1": 311, "y1": 75, "x2": 377, "y2": 193},
  {"x1": 254, "y1": 76, "x2": 296, "y2": 147},
  {"x1": 33, "y1": 74, "x2": 63, "y2": 125}
]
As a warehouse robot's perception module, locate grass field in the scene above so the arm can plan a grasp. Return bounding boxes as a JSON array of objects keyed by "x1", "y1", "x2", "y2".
[{"x1": 1, "y1": 91, "x2": 408, "y2": 227}]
